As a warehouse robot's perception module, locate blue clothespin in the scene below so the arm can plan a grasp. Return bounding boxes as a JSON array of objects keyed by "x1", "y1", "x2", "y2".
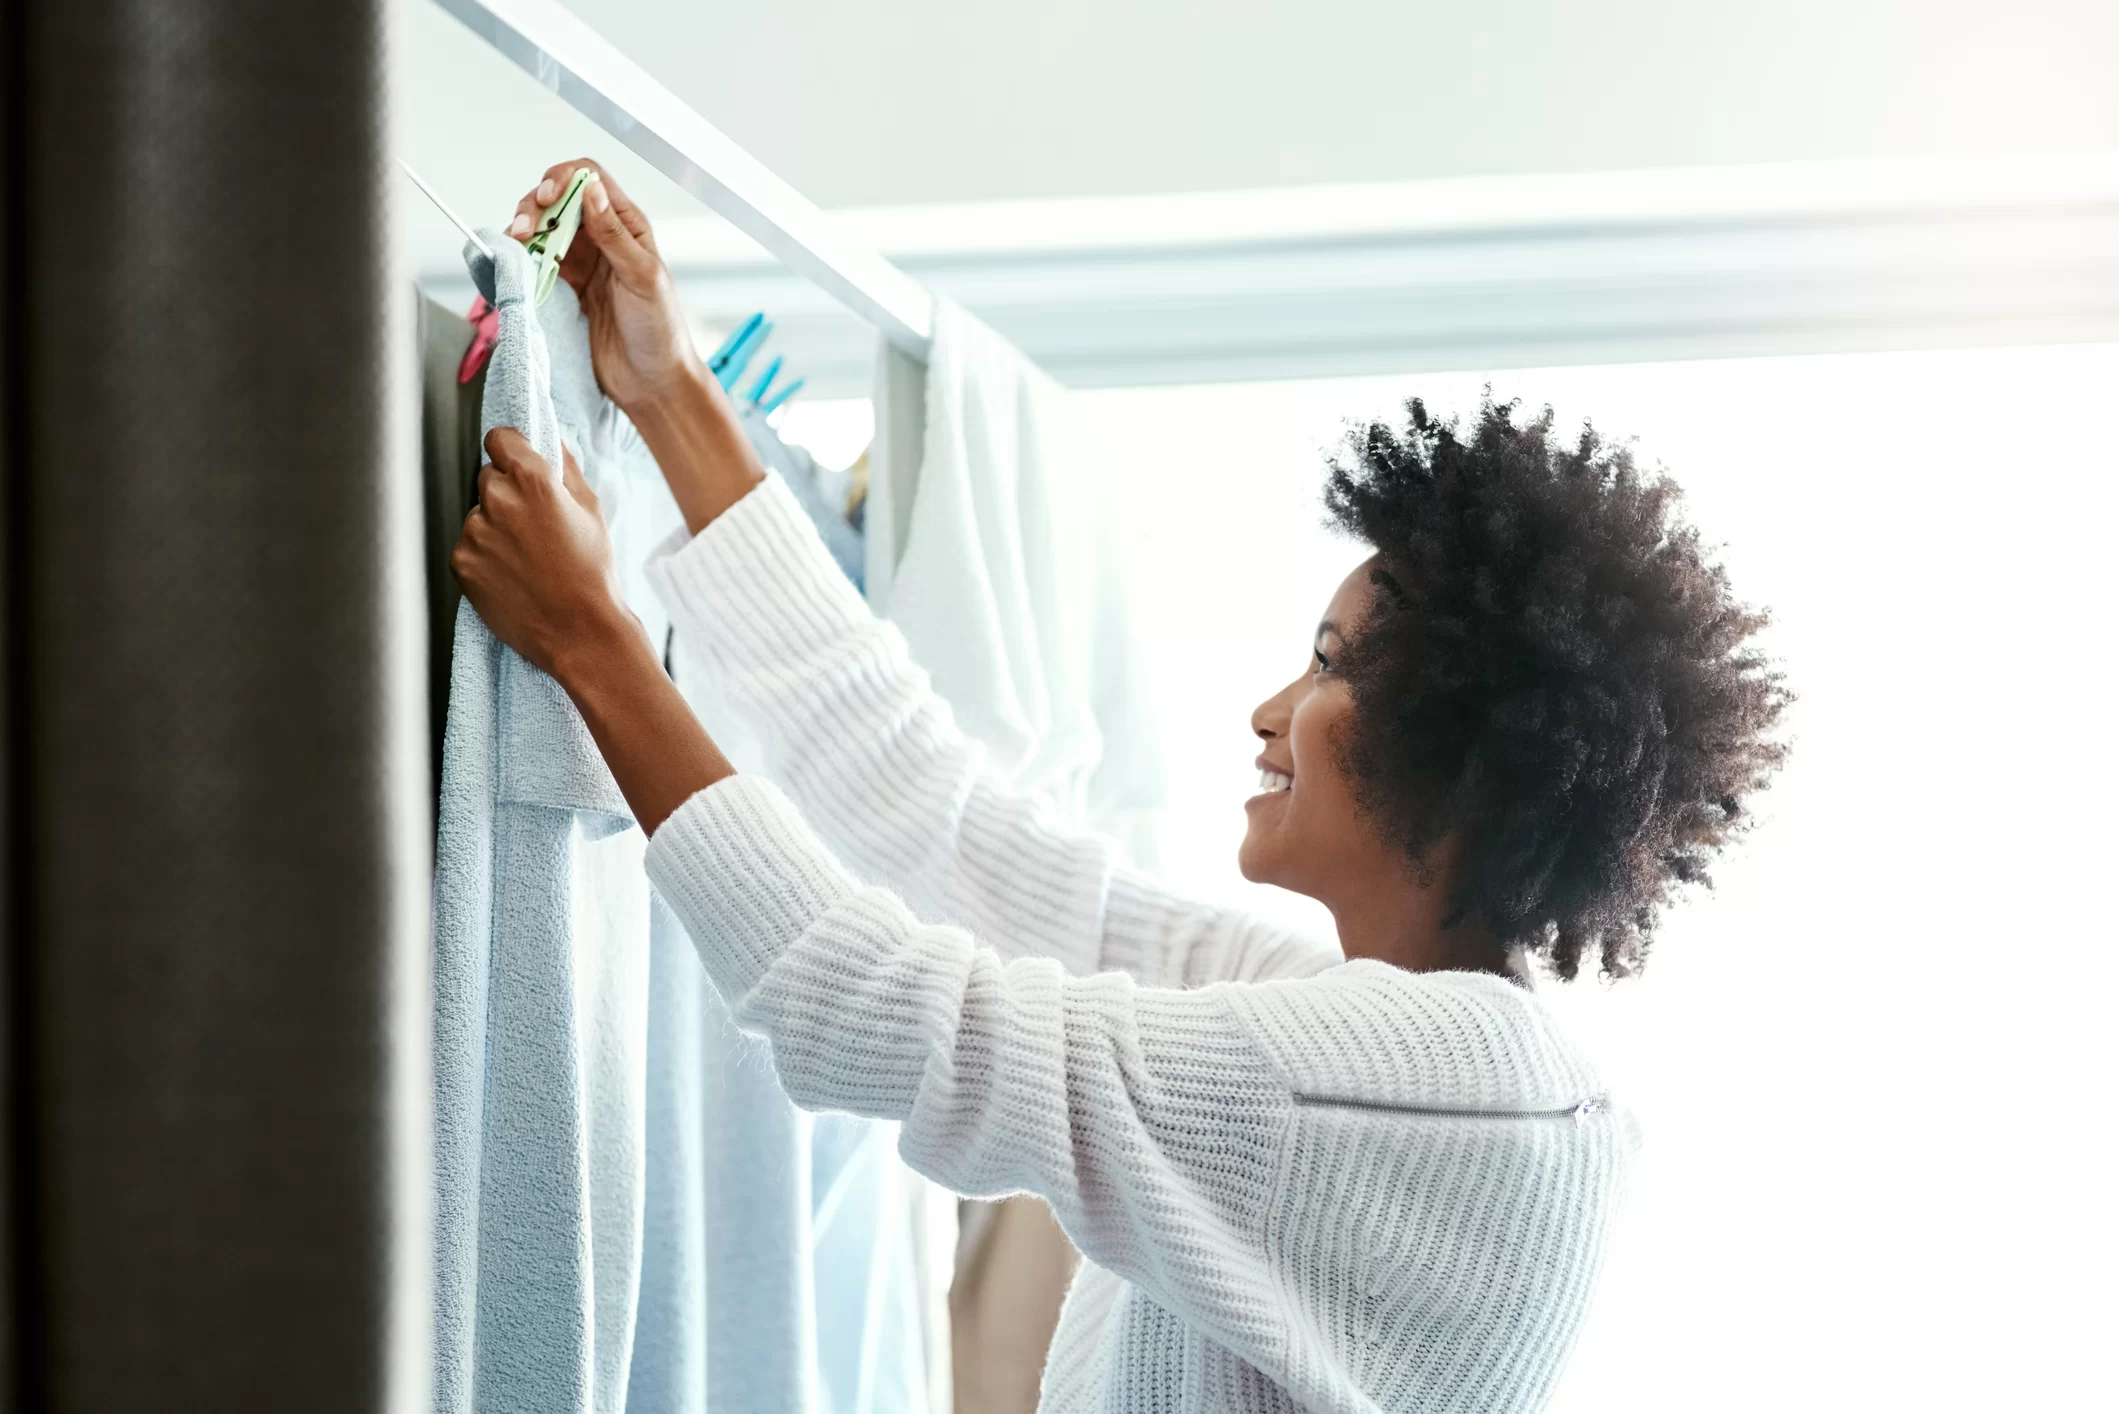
[
  {"x1": 716, "y1": 319, "x2": 772, "y2": 389},
  {"x1": 744, "y1": 355, "x2": 784, "y2": 407},
  {"x1": 708, "y1": 311, "x2": 803, "y2": 411},
  {"x1": 707, "y1": 313, "x2": 763, "y2": 373},
  {"x1": 759, "y1": 377, "x2": 806, "y2": 416}
]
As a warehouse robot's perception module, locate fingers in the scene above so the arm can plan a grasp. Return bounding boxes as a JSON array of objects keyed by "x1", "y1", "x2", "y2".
[
  {"x1": 448, "y1": 536, "x2": 475, "y2": 589},
  {"x1": 483, "y1": 426, "x2": 550, "y2": 480},
  {"x1": 576, "y1": 174, "x2": 659, "y2": 287},
  {"x1": 533, "y1": 159, "x2": 577, "y2": 206},
  {"x1": 479, "y1": 432, "x2": 593, "y2": 525},
  {"x1": 510, "y1": 157, "x2": 589, "y2": 242},
  {"x1": 470, "y1": 463, "x2": 522, "y2": 532},
  {"x1": 559, "y1": 445, "x2": 598, "y2": 511},
  {"x1": 509, "y1": 158, "x2": 656, "y2": 251},
  {"x1": 589, "y1": 166, "x2": 655, "y2": 250},
  {"x1": 453, "y1": 489, "x2": 493, "y2": 587}
]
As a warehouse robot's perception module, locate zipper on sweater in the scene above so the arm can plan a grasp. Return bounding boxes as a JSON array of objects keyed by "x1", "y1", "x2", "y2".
[{"x1": 1292, "y1": 1091, "x2": 1608, "y2": 1125}]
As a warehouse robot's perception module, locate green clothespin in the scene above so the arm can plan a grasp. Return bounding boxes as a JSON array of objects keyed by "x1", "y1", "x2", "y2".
[{"x1": 526, "y1": 167, "x2": 597, "y2": 305}]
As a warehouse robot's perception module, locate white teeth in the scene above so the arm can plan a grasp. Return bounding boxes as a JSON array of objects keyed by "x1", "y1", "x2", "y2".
[{"x1": 1257, "y1": 769, "x2": 1293, "y2": 794}]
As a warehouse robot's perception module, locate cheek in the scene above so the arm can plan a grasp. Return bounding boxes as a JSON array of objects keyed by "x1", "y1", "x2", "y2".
[
  {"x1": 1285, "y1": 689, "x2": 1375, "y2": 857},
  {"x1": 1289, "y1": 690, "x2": 1355, "y2": 805}
]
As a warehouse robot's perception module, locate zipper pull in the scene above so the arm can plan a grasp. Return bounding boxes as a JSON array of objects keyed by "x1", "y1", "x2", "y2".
[{"x1": 1571, "y1": 1095, "x2": 1606, "y2": 1126}]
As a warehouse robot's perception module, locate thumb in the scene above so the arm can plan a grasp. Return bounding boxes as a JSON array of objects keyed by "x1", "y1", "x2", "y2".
[
  {"x1": 580, "y1": 177, "x2": 657, "y2": 289},
  {"x1": 483, "y1": 425, "x2": 549, "y2": 479},
  {"x1": 560, "y1": 444, "x2": 597, "y2": 508}
]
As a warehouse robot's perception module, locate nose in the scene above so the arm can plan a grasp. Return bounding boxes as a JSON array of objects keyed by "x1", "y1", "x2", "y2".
[{"x1": 1251, "y1": 676, "x2": 1297, "y2": 742}]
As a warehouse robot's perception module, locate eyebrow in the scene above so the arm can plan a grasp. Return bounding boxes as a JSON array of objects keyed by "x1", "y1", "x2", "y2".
[{"x1": 1315, "y1": 620, "x2": 1340, "y2": 641}]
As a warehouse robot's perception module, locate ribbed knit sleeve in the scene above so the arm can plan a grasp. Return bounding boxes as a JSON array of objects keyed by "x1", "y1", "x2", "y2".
[
  {"x1": 644, "y1": 774, "x2": 1312, "y2": 1400},
  {"x1": 644, "y1": 477, "x2": 1338, "y2": 986},
  {"x1": 644, "y1": 775, "x2": 1626, "y2": 1414},
  {"x1": 640, "y1": 475, "x2": 1634, "y2": 1414}
]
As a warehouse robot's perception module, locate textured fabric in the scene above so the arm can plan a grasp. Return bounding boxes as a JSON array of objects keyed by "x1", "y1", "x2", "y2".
[
  {"x1": 636, "y1": 466, "x2": 932, "y2": 1414},
  {"x1": 418, "y1": 294, "x2": 488, "y2": 811},
  {"x1": 433, "y1": 233, "x2": 658, "y2": 1414},
  {"x1": 866, "y1": 299, "x2": 1162, "y2": 843},
  {"x1": 809, "y1": 1113, "x2": 933, "y2": 1414},
  {"x1": 643, "y1": 477, "x2": 1634, "y2": 1414},
  {"x1": 868, "y1": 305, "x2": 1172, "y2": 1404},
  {"x1": 630, "y1": 632, "x2": 821, "y2": 1414},
  {"x1": 626, "y1": 896, "x2": 707, "y2": 1414},
  {"x1": 952, "y1": 1196, "x2": 1079, "y2": 1414}
]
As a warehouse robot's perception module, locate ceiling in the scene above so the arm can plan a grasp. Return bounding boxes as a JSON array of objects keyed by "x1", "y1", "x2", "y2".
[
  {"x1": 400, "y1": 0, "x2": 2119, "y2": 214},
  {"x1": 395, "y1": 0, "x2": 2119, "y2": 390}
]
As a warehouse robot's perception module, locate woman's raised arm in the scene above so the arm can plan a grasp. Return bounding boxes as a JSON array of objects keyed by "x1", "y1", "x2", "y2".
[
  {"x1": 645, "y1": 472, "x2": 1336, "y2": 985},
  {"x1": 464, "y1": 156, "x2": 1337, "y2": 988}
]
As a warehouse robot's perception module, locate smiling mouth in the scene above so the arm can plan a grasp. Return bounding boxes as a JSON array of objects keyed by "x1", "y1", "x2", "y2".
[{"x1": 1255, "y1": 768, "x2": 1292, "y2": 794}]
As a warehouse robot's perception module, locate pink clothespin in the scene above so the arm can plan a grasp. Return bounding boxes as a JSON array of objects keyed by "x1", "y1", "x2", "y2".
[{"x1": 458, "y1": 296, "x2": 500, "y2": 385}]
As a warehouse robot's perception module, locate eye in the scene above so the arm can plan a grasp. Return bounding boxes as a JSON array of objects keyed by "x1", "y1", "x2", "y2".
[{"x1": 1312, "y1": 646, "x2": 1332, "y2": 674}]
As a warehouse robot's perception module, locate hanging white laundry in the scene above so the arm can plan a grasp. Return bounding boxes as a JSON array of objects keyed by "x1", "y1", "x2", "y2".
[
  {"x1": 865, "y1": 299, "x2": 1172, "y2": 1410},
  {"x1": 868, "y1": 299, "x2": 1165, "y2": 850}
]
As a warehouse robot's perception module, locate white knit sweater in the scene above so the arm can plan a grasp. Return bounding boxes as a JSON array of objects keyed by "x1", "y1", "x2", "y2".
[{"x1": 641, "y1": 477, "x2": 1633, "y2": 1414}]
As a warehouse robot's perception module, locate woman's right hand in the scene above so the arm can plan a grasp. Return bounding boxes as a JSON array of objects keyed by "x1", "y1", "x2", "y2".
[
  {"x1": 510, "y1": 159, "x2": 765, "y2": 535},
  {"x1": 510, "y1": 158, "x2": 708, "y2": 419}
]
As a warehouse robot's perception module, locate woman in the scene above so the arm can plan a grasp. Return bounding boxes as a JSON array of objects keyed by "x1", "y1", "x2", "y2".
[{"x1": 456, "y1": 159, "x2": 1789, "y2": 1414}]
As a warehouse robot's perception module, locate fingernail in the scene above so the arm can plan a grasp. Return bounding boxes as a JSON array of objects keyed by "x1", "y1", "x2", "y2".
[
  {"x1": 507, "y1": 212, "x2": 531, "y2": 237},
  {"x1": 589, "y1": 183, "x2": 609, "y2": 213},
  {"x1": 536, "y1": 179, "x2": 556, "y2": 204}
]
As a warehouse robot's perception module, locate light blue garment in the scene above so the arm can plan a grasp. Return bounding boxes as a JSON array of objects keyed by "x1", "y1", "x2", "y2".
[
  {"x1": 433, "y1": 232, "x2": 659, "y2": 1414},
  {"x1": 626, "y1": 638, "x2": 828, "y2": 1414},
  {"x1": 810, "y1": 1116, "x2": 932, "y2": 1414},
  {"x1": 630, "y1": 507, "x2": 931, "y2": 1414},
  {"x1": 625, "y1": 896, "x2": 709, "y2": 1414},
  {"x1": 627, "y1": 870, "x2": 821, "y2": 1414},
  {"x1": 430, "y1": 242, "x2": 926, "y2": 1412},
  {"x1": 699, "y1": 957, "x2": 819, "y2": 1414}
]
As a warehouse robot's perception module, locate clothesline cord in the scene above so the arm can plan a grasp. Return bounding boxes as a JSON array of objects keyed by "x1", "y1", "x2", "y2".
[{"x1": 400, "y1": 158, "x2": 495, "y2": 261}]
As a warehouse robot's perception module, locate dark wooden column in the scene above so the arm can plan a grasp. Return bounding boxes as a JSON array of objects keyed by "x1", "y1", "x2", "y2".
[{"x1": 1, "y1": 1, "x2": 427, "y2": 1407}]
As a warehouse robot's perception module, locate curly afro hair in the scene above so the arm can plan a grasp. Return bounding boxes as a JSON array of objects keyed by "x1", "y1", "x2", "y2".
[{"x1": 1324, "y1": 396, "x2": 1790, "y2": 980}]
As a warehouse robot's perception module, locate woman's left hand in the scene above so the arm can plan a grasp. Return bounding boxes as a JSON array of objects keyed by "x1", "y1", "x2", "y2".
[{"x1": 451, "y1": 427, "x2": 643, "y2": 684}]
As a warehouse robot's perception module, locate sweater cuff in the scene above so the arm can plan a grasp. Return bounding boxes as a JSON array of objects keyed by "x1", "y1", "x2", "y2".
[
  {"x1": 644, "y1": 774, "x2": 863, "y2": 998},
  {"x1": 645, "y1": 474, "x2": 874, "y2": 673}
]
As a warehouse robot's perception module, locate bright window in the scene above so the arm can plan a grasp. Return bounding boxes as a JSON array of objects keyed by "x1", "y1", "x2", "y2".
[
  {"x1": 784, "y1": 341, "x2": 2119, "y2": 1409},
  {"x1": 1085, "y1": 343, "x2": 2119, "y2": 1412}
]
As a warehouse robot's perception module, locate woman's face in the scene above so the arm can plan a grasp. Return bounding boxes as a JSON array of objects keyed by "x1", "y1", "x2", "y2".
[{"x1": 1239, "y1": 557, "x2": 1395, "y2": 897}]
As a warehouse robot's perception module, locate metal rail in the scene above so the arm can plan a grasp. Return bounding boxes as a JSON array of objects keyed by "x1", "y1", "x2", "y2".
[{"x1": 433, "y1": 0, "x2": 936, "y2": 359}]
